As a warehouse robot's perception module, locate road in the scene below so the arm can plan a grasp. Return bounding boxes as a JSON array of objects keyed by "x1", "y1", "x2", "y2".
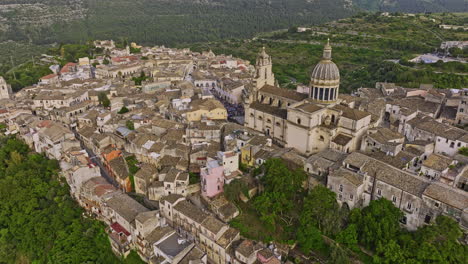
[{"x1": 74, "y1": 131, "x2": 119, "y2": 188}]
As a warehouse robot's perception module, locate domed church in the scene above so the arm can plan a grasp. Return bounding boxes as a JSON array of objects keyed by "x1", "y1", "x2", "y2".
[{"x1": 244, "y1": 41, "x2": 373, "y2": 155}]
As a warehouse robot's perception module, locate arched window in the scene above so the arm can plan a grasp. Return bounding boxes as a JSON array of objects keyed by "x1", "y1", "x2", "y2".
[
  {"x1": 331, "y1": 115, "x2": 335, "y2": 123},
  {"x1": 297, "y1": 118, "x2": 301, "y2": 125},
  {"x1": 319, "y1": 135, "x2": 324, "y2": 141},
  {"x1": 258, "y1": 116, "x2": 263, "y2": 121},
  {"x1": 269, "y1": 98, "x2": 273, "y2": 105}
]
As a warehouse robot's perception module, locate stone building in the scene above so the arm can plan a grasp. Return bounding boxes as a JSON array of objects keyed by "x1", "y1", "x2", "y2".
[
  {"x1": 244, "y1": 42, "x2": 371, "y2": 155},
  {"x1": 327, "y1": 152, "x2": 468, "y2": 231}
]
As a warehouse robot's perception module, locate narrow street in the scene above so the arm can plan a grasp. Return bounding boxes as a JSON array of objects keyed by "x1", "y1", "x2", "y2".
[{"x1": 74, "y1": 131, "x2": 119, "y2": 188}]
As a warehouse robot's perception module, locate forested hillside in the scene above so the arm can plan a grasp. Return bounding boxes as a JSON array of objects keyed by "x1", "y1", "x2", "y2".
[
  {"x1": 354, "y1": 0, "x2": 468, "y2": 13},
  {"x1": 0, "y1": 0, "x2": 466, "y2": 47},
  {"x1": 0, "y1": 0, "x2": 353, "y2": 45}
]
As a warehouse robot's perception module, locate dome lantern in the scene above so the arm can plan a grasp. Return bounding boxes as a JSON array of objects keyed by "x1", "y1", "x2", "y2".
[{"x1": 310, "y1": 40, "x2": 340, "y2": 103}]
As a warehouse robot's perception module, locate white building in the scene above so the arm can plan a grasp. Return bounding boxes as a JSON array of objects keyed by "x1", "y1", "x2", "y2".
[{"x1": 0, "y1": 77, "x2": 13, "y2": 100}]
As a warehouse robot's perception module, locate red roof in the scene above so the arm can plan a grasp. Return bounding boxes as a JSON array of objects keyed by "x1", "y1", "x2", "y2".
[
  {"x1": 41, "y1": 74, "x2": 57, "y2": 80},
  {"x1": 110, "y1": 222, "x2": 130, "y2": 236},
  {"x1": 94, "y1": 184, "x2": 116, "y2": 197},
  {"x1": 60, "y1": 62, "x2": 77, "y2": 73},
  {"x1": 37, "y1": 120, "x2": 53, "y2": 128},
  {"x1": 111, "y1": 56, "x2": 138, "y2": 63}
]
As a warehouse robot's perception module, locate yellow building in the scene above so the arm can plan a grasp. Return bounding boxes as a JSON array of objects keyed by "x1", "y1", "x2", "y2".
[{"x1": 185, "y1": 99, "x2": 227, "y2": 122}]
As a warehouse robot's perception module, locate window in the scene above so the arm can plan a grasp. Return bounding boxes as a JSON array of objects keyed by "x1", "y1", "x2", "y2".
[
  {"x1": 350, "y1": 194, "x2": 353, "y2": 200},
  {"x1": 297, "y1": 118, "x2": 301, "y2": 125},
  {"x1": 339, "y1": 184, "x2": 343, "y2": 192},
  {"x1": 276, "y1": 122, "x2": 281, "y2": 126},
  {"x1": 460, "y1": 108, "x2": 464, "y2": 113},
  {"x1": 319, "y1": 135, "x2": 324, "y2": 141},
  {"x1": 377, "y1": 189, "x2": 382, "y2": 196},
  {"x1": 400, "y1": 216, "x2": 407, "y2": 225},
  {"x1": 458, "y1": 142, "x2": 461, "y2": 147},
  {"x1": 434, "y1": 202, "x2": 440, "y2": 207},
  {"x1": 450, "y1": 142, "x2": 455, "y2": 148},
  {"x1": 392, "y1": 195, "x2": 397, "y2": 203},
  {"x1": 424, "y1": 215, "x2": 431, "y2": 224},
  {"x1": 407, "y1": 202, "x2": 412, "y2": 210}
]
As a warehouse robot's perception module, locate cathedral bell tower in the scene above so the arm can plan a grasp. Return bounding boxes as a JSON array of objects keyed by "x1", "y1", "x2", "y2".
[
  {"x1": 254, "y1": 47, "x2": 275, "y2": 89},
  {"x1": 310, "y1": 39, "x2": 340, "y2": 103},
  {"x1": 245, "y1": 47, "x2": 276, "y2": 104},
  {"x1": 0, "y1": 77, "x2": 12, "y2": 100}
]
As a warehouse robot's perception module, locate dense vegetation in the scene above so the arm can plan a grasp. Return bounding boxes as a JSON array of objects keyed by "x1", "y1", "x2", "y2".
[
  {"x1": 187, "y1": 13, "x2": 468, "y2": 91},
  {"x1": 0, "y1": 0, "x2": 353, "y2": 46},
  {"x1": 0, "y1": 137, "x2": 144, "y2": 263},
  {"x1": 229, "y1": 158, "x2": 468, "y2": 263},
  {"x1": 354, "y1": 0, "x2": 468, "y2": 13}
]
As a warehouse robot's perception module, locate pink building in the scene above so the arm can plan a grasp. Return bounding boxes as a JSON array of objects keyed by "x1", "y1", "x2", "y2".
[{"x1": 201, "y1": 159, "x2": 225, "y2": 198}]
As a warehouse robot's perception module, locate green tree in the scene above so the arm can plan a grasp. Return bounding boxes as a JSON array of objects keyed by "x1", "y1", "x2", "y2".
[
  {"x1": 353, "y1": 199, "x2": 403, "y2": 250},
  {"x1": 330, "y1": 243, "x2": 350, "y2": 264},
  {"x1": 410, "y1": 216, "x2": 467, "y2": 263},
  {"x1": 126, "y1": 120, "x2": 135, "y2": 130},
  {"x1": 296, "y1": 224, "x2": 324, "y2": 254},
  {"x1": 373, "y1": 240, "x2": 406, "y2": 264},
  {"x1": 98, "y1": 92, "x2": 111, "y2": 107},
  {"x1": 118, "y1": 106, "x2": 130, "y2": 114},
  {"x1": 336, "y1": 224, "x2": 359, "y2": 252},
  {"x1": 224, "y1": 178, "x2": 248, "y2": 202},
  {"x1": 458, "y1": 147, "x2": 468, "y2": 156},
  {"x1": 300, "y1": 185, "x2": 342, "y2": 236},
  {"x1": 253, "y1": 158, "x2": 306, "y2": 229}
]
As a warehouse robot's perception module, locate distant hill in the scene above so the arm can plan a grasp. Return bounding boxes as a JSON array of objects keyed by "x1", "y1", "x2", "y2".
[
  {"x1": 0, "y1": 0, "x2": 354, "y2": 45},
  {"x1": 354, "y1": 0, "x2": 468, "y2": 13},
  {"x1": 0, "y1": 0, "x2": 466, "y2": 46}
]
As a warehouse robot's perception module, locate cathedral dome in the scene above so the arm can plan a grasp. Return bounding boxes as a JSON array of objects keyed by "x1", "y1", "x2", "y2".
[
  {"x1": 311, "y1": 61, "x2": 340, "y2": 83},
  {"x1": 310, "y1": 40, "x2": 340, "y2": 86}
]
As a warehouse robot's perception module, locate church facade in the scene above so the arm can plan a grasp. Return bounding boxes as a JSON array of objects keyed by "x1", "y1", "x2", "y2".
[
  {"x1": 244, "y1": 42, "x2": 372, "y2": 155},
  {"x1": 0, "y1": 77, "x2": 12, "y2": 100}
]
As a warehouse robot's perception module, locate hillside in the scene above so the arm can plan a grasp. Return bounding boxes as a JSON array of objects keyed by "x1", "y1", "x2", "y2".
[
  {"x1": 185, "y1": 12, "x2": 468, "y2": 91},
  {"x1": 1, "y1": 0, "x2": 467, "y2": 47},
  {"x1": 0, "y1": 0, "x2": 354, "y2": 45},
  {"x1": 354, "y1": 0, "x2": 468, "y2": 13}
]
